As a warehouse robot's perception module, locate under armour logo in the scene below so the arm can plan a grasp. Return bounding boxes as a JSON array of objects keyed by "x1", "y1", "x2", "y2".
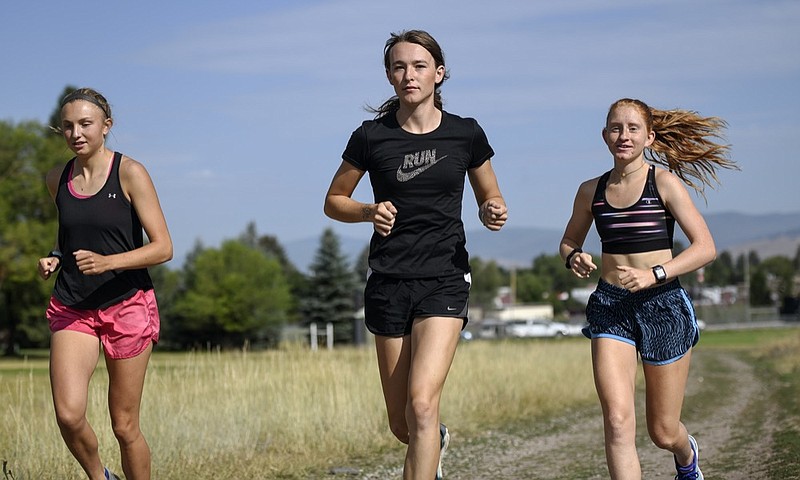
[{"x1": 108, "y1": 193, "x2": 117, "y2": 199}]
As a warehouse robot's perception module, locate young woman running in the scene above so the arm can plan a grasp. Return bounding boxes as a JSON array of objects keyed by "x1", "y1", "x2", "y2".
[
  {"x1": 38, "y1": 87, "x2": 172, "y2": 480},
  {"x1": 559, "y1": 98, "x2": 736, "y2": 479},
  {"x1": 324, "y1": 30, "x2": 507, "y2": 479}
]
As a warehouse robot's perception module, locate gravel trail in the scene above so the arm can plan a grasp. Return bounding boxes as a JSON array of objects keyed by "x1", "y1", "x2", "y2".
[{"x1": 348, "y1": 347, "x2": 786, "y2": 479}]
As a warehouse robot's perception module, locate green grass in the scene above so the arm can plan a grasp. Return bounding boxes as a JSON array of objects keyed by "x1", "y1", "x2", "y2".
[
  {"x1": 749, "y1": 330, "x2": 800, "y2": 479},
  {"x1": 698, "y1": 327, "x2": 796, "y2": 348}
]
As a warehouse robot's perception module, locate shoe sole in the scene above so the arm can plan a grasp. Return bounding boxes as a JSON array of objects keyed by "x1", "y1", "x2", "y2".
[{"x1": 436, "y1": 425, "x2": 450, "y2": 480}]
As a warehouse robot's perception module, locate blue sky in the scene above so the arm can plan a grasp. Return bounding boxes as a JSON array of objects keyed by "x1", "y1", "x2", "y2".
[{"x1": 3, "y1": 0, "x2": 799, "y2": 266}]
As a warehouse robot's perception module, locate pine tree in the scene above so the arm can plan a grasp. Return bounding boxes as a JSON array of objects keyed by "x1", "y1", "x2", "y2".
[
  {"x1": 353, "y1": 244, "x2": 370, "y2": 310},
  {"x1": 302, "y1": 228, "x2": 356, "y2": 344}
]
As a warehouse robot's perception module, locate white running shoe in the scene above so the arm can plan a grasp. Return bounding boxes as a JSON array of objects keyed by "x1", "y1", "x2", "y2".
[
  {"x1": 674, "y1": 435, "x2": 703, "y2": 480},
  {"x1": 104, "y1": 467, "x2": 121, "y2": 480},
  {"x1": 435, "y1": 423, "x2": 450, "y2": 480}
]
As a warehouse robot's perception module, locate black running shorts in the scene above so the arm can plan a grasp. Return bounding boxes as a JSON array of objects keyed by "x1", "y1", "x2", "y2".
[{"x1": 363, "y1": 270, "x2": 471, "y2": 337}]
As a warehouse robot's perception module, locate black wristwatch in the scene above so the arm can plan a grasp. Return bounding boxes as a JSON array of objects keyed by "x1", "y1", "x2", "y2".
[
  {"x1": 564, "y1": 248, "x2": 582, "y2": 269},
  {"x1": 652, "y1": 265, "x2": 667, "y2": 284},
  {"x1": 47, "y1": 249, "x2": 63, "y2": 272}
]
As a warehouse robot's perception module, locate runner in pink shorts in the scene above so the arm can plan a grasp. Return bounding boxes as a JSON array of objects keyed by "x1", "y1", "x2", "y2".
[
  {"x1": 47, "y1": 289, "x2": 161, "y2": 360},
  {"x1": 38, "y1": 88, "x2": 172, "y2": 480}
]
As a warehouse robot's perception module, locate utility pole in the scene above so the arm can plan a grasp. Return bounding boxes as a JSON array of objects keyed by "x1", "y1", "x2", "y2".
[{"x1": 744, "y1": 252, "x2": 751, "y2": 323}]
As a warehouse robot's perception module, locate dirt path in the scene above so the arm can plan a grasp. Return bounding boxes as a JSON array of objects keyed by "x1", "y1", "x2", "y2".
[{"x1": 350, "y1": 347, "x2": 785, "y2": 479}]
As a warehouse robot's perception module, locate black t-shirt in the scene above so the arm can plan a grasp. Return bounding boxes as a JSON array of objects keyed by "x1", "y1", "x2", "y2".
[
  {"x1": 53, "y1": 152, "x2": 153, "y2": 309},
  {"x1": 342, "y1": 111, "x2": 494, "y2": 278}
]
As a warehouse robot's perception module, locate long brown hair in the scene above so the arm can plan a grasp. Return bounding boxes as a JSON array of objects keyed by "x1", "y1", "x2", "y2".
[
  {"x1": 608, "y1": 98, "x2": 738, "y2": 197},
  {"x1": 368, "y1": 30, "x2": 450, "y2": 118}
]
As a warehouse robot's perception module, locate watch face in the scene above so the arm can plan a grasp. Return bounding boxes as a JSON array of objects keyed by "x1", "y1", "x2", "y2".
[{"x1": 653, "y1": 266, "x2": 666, "y2": 282}]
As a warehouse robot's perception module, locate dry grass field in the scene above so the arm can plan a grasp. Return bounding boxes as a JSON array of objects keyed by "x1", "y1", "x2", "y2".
[{"x1": 0, "y1": 337, "x2": 594, "y2": 479}]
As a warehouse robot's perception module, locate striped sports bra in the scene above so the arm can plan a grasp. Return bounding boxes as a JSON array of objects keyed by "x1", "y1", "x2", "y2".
[{"x1": 592, "y1": 165, "x2": 675, "y2": 254}]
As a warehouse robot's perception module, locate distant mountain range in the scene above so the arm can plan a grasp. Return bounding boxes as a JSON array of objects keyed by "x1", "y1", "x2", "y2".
[{"x1": 285, "y1": 212, "x2": 800, "y2": 272}]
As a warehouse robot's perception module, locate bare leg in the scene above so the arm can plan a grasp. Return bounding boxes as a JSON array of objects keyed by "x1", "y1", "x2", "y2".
[
  {"x1": 643, "y1": 350, "x2": 695, "y2": 466},
  {"x1": 375, "y1": 334, "x2": 413, "y2": 444},
  {"x1": 50, "y1": 330, "x2": 106, "y2": 480},
  {"x1": 403, "y1": 316, "x2": 462, "y2": 480},
  {"x1": 592, "y1": 338, "x2": 641, "y2": 480},
  {"x1": 106, "y1": 343, "x2": 153, "y2": 480},
  {"x1": 373, "y1": 316, "x2": 462, "y2": 480}
]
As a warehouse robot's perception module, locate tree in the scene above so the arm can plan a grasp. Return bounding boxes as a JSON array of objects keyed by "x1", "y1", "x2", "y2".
[
  {"x1": 750, "y1": 267, "x2": 772, "y2": 306},
  {"x1": 239, "y1": 222, "x2": 295, "y2": 268},
  {"x1": 704, "y1": 250, "x2": 735, "y2": 286},
  {"x1": 748, "y1": 251, "x2": 761, "y2": 268},
  {"x1": 793, "y1": 244, "x2": 800, "y2": 272},
  {"x1": 353, "y1": 244, "x2": 370, "y2": 310},
  {"x1": 0, "y1": 120, "x2": 67, "y2": 354},
  {"x1": 239, "y1": 222, "x2": 308, "y2": 322},
  {"x1": 515, "y1": 270, "x2": 551, "y2": 304},
  {"x1": 47, "y1": 85, "x2": 78, "y2": 134},
  {"x1": 147, "y1": 264, "x2": 183, "y2": 348},
  {"x1": 469, "y1": 257, "x2": 506, "y2": 309},
  {"x1": 512, "y1": 253, "x2": 598, "y2": 315},
  {"x1": 170, "y1": 240, "x2": 292, "y2": 348},
  {"x1": 301, "y1": 228, "x2": 356, "y2": 344},
  {"x1": 759, "y1": 255, "x2": 796, "y2": 300},
  {"x1": 734, "y1": 253, "x2": 748, "y2": 285}
]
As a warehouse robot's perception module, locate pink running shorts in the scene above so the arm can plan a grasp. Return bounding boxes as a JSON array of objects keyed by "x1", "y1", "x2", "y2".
[{"x1": 47, "y1": 289, "x2": 160, "y2": 359}]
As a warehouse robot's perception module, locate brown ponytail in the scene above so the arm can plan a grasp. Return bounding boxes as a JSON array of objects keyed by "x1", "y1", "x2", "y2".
[{"x1": 368, "y1": 30, "x2": 449, "y2": 118}]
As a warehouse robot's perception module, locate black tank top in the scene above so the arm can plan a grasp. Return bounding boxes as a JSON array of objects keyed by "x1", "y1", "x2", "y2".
[
  {"x1": 53, "y1": 152, "x2": 153, "y2": 309},
  {"x1": 592, "y1": 165, "x2": 675, "y2": 254}
]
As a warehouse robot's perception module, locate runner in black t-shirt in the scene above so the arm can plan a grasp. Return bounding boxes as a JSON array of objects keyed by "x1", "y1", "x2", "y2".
[{"x1": 325, "y1": 30, "x2": 507, "y2": 479}]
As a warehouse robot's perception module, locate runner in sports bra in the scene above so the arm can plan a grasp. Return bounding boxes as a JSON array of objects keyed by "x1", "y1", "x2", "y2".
[
  {"x1": 592, "y1": 164, "x2": 675, "y2": 254},
  {"x1": 558, "y1": 98, "x2": 737, "y2": 479}
]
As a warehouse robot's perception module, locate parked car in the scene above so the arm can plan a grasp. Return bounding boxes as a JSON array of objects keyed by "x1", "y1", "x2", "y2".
[
  {"x1": 476, "y1": 319, "x2": 507, "y2": 339},
  {"x1": 505, "y1": 319, "x2": 582, "y2": 338}
]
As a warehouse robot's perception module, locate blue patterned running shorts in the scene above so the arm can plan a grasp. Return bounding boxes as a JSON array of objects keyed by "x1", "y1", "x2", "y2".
[{"x1": 584, "y1": 279, "x2": 700, "y2": 365}]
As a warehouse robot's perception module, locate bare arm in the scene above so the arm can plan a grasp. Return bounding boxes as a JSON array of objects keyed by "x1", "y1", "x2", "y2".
[
  {"x1": 614, "y1": 170, "x2": 716, "y2": 291},
  {"x1": 559, "y1": 179, "x2": 598, "y2": 278},
  {"x1": 323, "y1": 160, "x2": 397, "y2": 236},
  {"x1": 653, "y1": 169, "x2": 716, "y2": 280},
  {"x1": 467, "y1": 160, "x2": 507, "y2": 231},
  {"x1": 37, "y1": 166, "x2": 65, "y2": 280},
  {"x1": 73, "y1": 157, "x2": 172, "y2": 275}
]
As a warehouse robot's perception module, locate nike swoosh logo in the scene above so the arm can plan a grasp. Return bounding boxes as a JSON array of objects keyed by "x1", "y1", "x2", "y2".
[
  {"x1": 447, "y1": 307, "x2": 457, "y2": 311},
  {"x1": 396, "y1": 155, "x2": 448, "y2": 182}
]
